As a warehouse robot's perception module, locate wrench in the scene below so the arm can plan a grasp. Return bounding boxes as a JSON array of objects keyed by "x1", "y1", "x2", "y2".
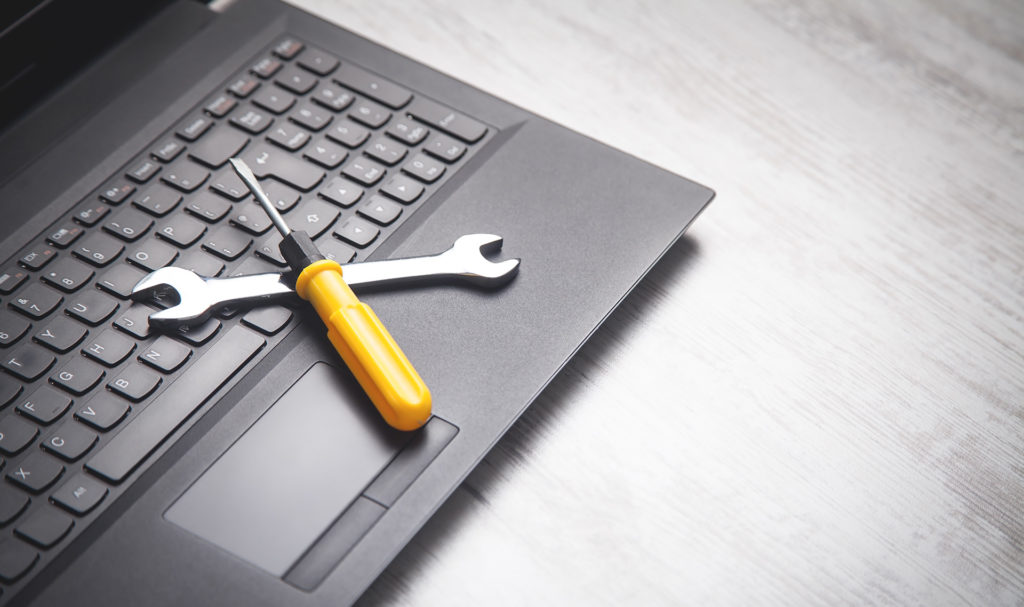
[{"x1": 132, "y1": 233, "x2": 520, "y2": 328}]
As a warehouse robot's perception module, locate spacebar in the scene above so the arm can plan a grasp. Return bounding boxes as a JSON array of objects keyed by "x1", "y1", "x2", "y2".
[{"x1": 86, "y1": 327, "x2": 266, "y2": 484}]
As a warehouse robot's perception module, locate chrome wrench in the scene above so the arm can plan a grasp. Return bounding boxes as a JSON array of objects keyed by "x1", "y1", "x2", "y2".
[{"x1": 132, "y1": 233, "x2": 520, "y2": 328}]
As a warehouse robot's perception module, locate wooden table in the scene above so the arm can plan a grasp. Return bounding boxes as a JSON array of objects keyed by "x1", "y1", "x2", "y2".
[{"x1": 281, "y1": 1, "x2": 1024, "y2": 604}]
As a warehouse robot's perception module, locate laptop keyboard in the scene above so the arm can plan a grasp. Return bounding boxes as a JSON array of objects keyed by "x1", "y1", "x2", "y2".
[{"x1": 0, "y1": 36, "x2": 489, "y2": 598}]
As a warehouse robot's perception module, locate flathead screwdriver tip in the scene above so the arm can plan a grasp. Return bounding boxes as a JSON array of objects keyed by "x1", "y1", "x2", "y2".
[{"x1": 229, "y1": 157, "x2": 292, "y2": 237}]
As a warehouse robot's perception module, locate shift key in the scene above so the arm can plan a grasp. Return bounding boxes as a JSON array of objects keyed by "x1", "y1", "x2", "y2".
[
  {"x1": 241, "y1": 144, "x2": 324, "y2": 191},
  {"x1": 86, "y1": 327, "x2": 265, "y2": 484}
]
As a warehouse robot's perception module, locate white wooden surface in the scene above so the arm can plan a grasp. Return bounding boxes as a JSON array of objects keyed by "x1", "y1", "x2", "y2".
[{"x1": 281, "y1": 1, "x2": 1024, "y2": 604}]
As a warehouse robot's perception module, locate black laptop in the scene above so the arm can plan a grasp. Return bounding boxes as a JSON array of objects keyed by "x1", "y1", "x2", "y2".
[{"x1": 0, "y1": 0, "x2": 713, "y2": 604}]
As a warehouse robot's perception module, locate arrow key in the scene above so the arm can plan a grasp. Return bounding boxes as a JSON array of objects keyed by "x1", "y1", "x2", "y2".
[
  {"x1": 380, "y1": 174, "x2": 424, "y2": 204},
  {"x1": 333, "y1": 216, "x2": 379, "y2": 248},
  {"x1": 357, "y1": 194, "x2": 403, "y2": 226}
]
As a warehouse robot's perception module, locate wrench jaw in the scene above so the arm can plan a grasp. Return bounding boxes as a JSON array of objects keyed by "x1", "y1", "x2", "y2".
[
  {"x1": 451, "y1": 233, "x2": 522, "y2": 286},
  {"x1": 130, "y1": 267, "x2": 214, "y2": 329}
]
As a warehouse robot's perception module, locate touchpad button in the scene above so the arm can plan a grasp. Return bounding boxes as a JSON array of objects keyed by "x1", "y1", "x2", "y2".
[{"x1": 165, "y1": 362, "x2": 410, "y2": 577}]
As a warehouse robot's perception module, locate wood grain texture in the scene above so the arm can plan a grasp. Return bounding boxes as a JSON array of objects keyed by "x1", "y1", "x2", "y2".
[{"x1": 280, "y1": 1, "x2": 1024, "y2": 604}]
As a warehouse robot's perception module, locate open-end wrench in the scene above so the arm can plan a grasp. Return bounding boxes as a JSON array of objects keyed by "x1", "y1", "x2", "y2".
[{"x1": 132, "y1": 233, "x2": 520, "y2": 328}]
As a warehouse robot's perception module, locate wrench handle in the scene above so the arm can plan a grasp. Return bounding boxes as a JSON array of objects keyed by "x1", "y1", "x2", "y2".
[{"x1": 295, "y1": 259, "x2": 431, "y2": 431}]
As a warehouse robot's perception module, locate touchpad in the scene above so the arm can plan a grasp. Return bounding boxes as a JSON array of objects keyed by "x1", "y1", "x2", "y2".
[{"x1": 165, "y1": 362, "x2": 410, "y2": 577}]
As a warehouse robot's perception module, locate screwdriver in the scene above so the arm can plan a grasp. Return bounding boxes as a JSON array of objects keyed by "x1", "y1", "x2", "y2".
[{"x1": 229, "y1": 158, "x2": 431, "y2": 431}]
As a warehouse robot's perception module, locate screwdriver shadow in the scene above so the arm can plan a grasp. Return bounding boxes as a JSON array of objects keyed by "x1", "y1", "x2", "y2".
[{"x1": 357, "y1": 234, "x2": 704, "y2": 605}]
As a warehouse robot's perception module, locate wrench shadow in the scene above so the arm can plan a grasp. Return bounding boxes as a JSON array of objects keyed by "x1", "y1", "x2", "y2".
[{"x1": 358, "y1": 234, "x2": 704, "y2": 604}]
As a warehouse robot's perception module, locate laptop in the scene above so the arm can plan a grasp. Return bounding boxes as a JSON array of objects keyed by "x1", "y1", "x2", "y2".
[{"x1": 0, "y1": 0, "x2": 713, "y2": 604}]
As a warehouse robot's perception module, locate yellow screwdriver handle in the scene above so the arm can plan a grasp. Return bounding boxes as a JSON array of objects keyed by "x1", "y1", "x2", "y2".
[{"x1": 295, "y1": 259, "x2": 431, "y2": 431}]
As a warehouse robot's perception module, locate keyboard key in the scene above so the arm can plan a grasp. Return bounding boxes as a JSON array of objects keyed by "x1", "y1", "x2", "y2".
[
  {"x1": 99, "y1": 180, "x2": 136, "y2": 205},
  {"x1": 174, "y1": 318, "x2": 221, "y2": 347},
  {"x1": 0, "y1": 267, "x2": 29, "y2": 294},
  {"x1": 150, "y1": 138, "x2": 185, "y2": 163},
  {"x1": 7, "y1": 452, "x2": 64, "y2": 493},
  {"x1": 0, "y1": 538, "x2": 38, "y2": 583},
  {"x1": 174, "y1": 251, "x2": 224, "y2": 277},
  {"x1": 312, "y1": 84, "x2": 354, "y2": 112},
  {"x1": 254, "y1": 235, "x2": 287, "y2": 267},
  {"x1": 18, "y1": 245, "x2": 57, "y2": 271},
  {"x1": 97, "y1": 263, "x2": 148, "y2": 299},
  {"x1": 139, "y1": 336, "x2": 192, "y2": 373},
  {"x1": 51, "y1": 357, "x2": 105, "y2": 396},
  {"x1": 15, "y1": 507, "x2": 74, "y2": 548},
  {"x1": 333, "y1": 63, "x2": 411, "y2": 109},
  {"x1": 365, "y1": 137, "x2": 407, "y2": 166},
  {"x1": 241, "y1": 306, "x2": 292, "y2": 336},
  {"x1": 71, "y1": 200, "x2": 110, "y2": 226},
  {"x1": 104, "y1": 208, "x2": 154, "y2": 242},
  {"x1": 83, "y1": 328, "x2": 136, "y2": 367},
  {"x1": 73, "y1": 233, "x2": 124, "y2": 267},
  {"x1": 341, "y1": 156, "x2": 386, "y2": 186},
  {"x1": 386, "y1": 118, "x2": 429, "y2": 145},
  {"x1": 262, "y1": 181, "x2": 301, "y2": 213},
  {"x1": 318, "y1": 176, "x2": 363, "y2": 208},
  {"x1": 252, "y1": 85, "x2": 296, "y2": 114},
  {"x1": 132, "y1": 184, "x2": 182, "y2": 217},
  {"x1": 380, "y1": 173, "x2": 424, "y2": 204},
  {"x1": 0, "y1": 375, "x2": 22, "y2": 407},
  {"x1": 113, "y1": 304, "x2": 152, "y2": 340},
  {"x1": 273, "y1": 38, "x2": 304, "y2": 60},
  {"x1": 156, "y1": 214, "x2": 207, "y2": 248},
  {"x1": 186, "y1": 191, "x2": 232, "y2": 223},
  {"x1": 204, "y1": 93, "x2": 237, "y2": 118},
  {"x1": 241, "y1": 143, "x2": 324, "y2": 191},
  {"x1": 177, "y1": 115, "x2": 214, "y2": 141},
  {"x1": 127, "y1": 238, "x2": 179, "y2": 271},
  {"x1": 228, "y1": 74, "x2": 260, "y2": 98},
  {"x1": 51, "y1": 473, "x2": 108, "y2": 515},
  {"x1": 42, "y1": 422, "x2": 98, "y2": 461},
  {"x1": 297, "y1": 47, "x2": 339, "y2": 76},
  {"x1": 424, "y1": 133, "x2": 466, "y2": 163},
  {"x1": 318, "y1": 239, "x2": 356, "y2": 264},
  {"x1": 108, "y1": 363, "x2": 161, "y2": 402},
  {"x1": 348, "y1": 99, "x2": 390, "y2": 128},
  {"x1": 75, "y1": 396, "x2": 130, "y2": 431},
  {"x1": 231, "y1": 202, "x2": 273, "y2": 235},
  {"x1": 0, "y1": 416, "x2": 37, "y2": 455},
  {"x1": 406, "y1": 96, "x2": 487, "y2": 143},
  {"x1": 202, "y1": 226, "x2": 252, "y2": 261},
  {"x1": 161, "y1": 160, "x2": 210, "y2": 193},
  {"x1": 230, "y1": 106, "x2": 274, "y2": 135},
  {"x1": 290, "y1": 103, "x2": 332, "y2": 131},
  {"x1": 0, "y1": 310, "x2": 31, "y2": 346},
  {"x1": 333, "y1": 217, "x2": 379, "y2": 248},
  {"x1": 209, "y1": 166, "x2": 250, "y2": 200},
  {"x1": 402, "y1": 152, "x2": 446, "y2": 183},
  {"x1": 65, "y1": 290, "x2": 119, "y2": 326},
  {"x1": 0, "y1": 488, "x2": 29, "y2": 525},
  {"x1": 17, "y1": 385, "x2": 71, "y2": 424},
  {"x1": 34, "y1": 316, "x2": 88, "y2": 353},
  {"x1": 267, "y1": 123, "x2": 310, "y2": 151},
  {"x1": 357, "y1": 194, "x2": 403, "y2": 226},
  {"x1": 188, "y1": 126, "x2": 250, "y2": 168},
  {"x1": 251, "y1": 57, "x2": 282, "y2": 79},
  {"x1": 289, "y1": 200, "x2": 339, "y2": 239},
  {"x1": 275, "y1": 66, "x2": 318, "y2": 95},
  {"x1": 326, "y1": 118, "x2": 370, "y2": 148},
  {"x1": 86, "y1": 326, "x2": 265, "y2": 484},
  {"x1": 3, "y1": 345, "x2": 55, "y2": 381},
  {"x1": 303, "y1": 138, "x2": 347, "y2": 169},
  {"x1": 126, "y1": 158, "x2": 161, "y2": 183},
  {"x1": 46, "y1": 224, "x2": 85, "y2": 249},
  {"x1": 11, "y1": 283, "x2": 63, "y2": 319},
  {"x1": 41, "y1": 257, "x2": 94, "y2": 292}
]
